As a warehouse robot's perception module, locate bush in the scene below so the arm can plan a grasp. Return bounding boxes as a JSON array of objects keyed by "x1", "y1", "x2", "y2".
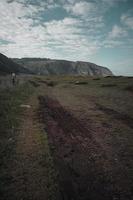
[
  {"x1": 101, "y1": 84, "x2": 117, "y2": 87},
  {"x1": 29, "y1": 80, "x2": 40, "y2": 87},
  {"x1": 46, "y1": 81, "x2": 57, "y2": 87},
  {"x1": 75, "y1": 81, "x2": 88, "y2": 85},
  {"x1": 93, "y1": 78, "x2": 100, "y2": 80},
  {"x1": 125, "y1": 85, "x2": 133, "y2": 92}
]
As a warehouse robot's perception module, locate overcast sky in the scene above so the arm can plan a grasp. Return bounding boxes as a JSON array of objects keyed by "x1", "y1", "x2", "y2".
[{"x1": 0, "y1": 0, "x2": 133, "y2": 75}]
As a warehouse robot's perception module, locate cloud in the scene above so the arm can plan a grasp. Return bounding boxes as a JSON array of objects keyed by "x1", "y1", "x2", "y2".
[
  {"x1": 102, "y1": 24, "x2": 129, "y2": 48},
  {"x1": 121, "y1": 12, "x2": 133, "y2": 29},
  {"x1": 108, "y1": 25, "x2": 128, "y2": 39},
  {"x1": 0, "y1": 0, "x2": 104, "y2": 59},
  {"x1": 0, "y1": 0, "x2": 132, "y2": 65},
  {"x1": 64, "y1": 1, "x2": 96, "y2": 17},
  {"x1": 102, "y1": 0, "x2": 127, "y2": 5},
  {"x1": 103, "y1": 40, "x2": 124, "y2": 48},
  {"x1": 63, "y1": 0, "x2": 128, "y2": 18}
]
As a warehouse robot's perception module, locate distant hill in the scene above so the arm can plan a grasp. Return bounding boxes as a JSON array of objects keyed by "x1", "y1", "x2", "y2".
[
  {"x1": 13, "y1": 58, "x2": 113, "y2": 76},
  {"x1": 0, "y1": 53, "x2": 31, "y2": 75}
]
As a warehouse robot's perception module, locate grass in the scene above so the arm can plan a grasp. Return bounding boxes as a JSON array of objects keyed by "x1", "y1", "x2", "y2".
[
  {"x1": 75, "y1": 81, "x2": 88, "y2": 85},
  {"x1": 0, "y1": 77, "x2": 60, "y2": 199},
  {"x1": 0, "y1": 81, "x2": 34, "y2": 197},
  {"x1": 34, "y1": 75, "x2": 133, "y2": 119},
  {"x1": 101, "y1": 83, "x2": 117, "y2": 87},
  {"x1": 28, "y1": 80, "x2": 40, "y2": 87},
  {"x1": 36, "y1": 130, "x2": 59, "y2": 200},
  {"x1": 35, "y1": 75, "x2": 133, "y2": 199},
  {"x1": 40, "y1": 75, "x2": 133, "y2": 139},
  {"x1": 46, "y1": 81, "x2": 57, "y2": 87},
  {"x1": 0, "y1": 75, "x2": 133, "y2": 199},
  {"x1": 0, "y1": 82, "x2": 34, "y2": 133},
  {"x1": 125, "y1": 85, "x2": 133, "y2": 92}
]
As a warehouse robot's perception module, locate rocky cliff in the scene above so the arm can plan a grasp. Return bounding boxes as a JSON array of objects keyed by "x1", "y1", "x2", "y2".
[{"x1": 13, "y1": 58, "x2": 113, "y2": 76}]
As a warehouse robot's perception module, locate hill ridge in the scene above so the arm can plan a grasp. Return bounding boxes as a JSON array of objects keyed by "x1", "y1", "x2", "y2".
[
  {"x1": 13, "y1": 57, "x2": 113, "y2": 76},
  {"x1": 0, "y1": 53, "x2": 31, "y2": 75}
]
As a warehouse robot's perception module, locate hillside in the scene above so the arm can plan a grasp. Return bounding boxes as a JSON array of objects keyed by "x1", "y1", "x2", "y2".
[
  {"x1": 0, "y1": 53, "x2": 31, "y2": 75},
  {"x1": 13, "y1": 58, "x2": 113, "y2": 76}
]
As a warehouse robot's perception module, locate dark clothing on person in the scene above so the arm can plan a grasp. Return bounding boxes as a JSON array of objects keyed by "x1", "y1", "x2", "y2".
[{"x1": 12, "y1": 73, "x2": 16, "y2": 85}]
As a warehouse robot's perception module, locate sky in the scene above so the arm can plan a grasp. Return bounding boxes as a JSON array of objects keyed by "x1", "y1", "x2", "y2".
[{"x1": 0, "y1": 0, "x2": 133, "y2": 75}]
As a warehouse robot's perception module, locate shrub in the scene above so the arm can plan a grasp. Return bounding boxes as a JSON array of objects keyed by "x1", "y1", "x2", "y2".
[
  {"x1": 75, "y1": 81, "x2": 88, "y2": 85},
  {"x1": 46, "y1": 81, "x2": 57, "y2": 87},
  {"x1": 101, "y1": 84, "x2": 117, "y2": 87},
  {"x1": 125, "y1": 85, "x2": 133, "y2": 92},
  {"x1": 93, "y1": 78, "x2": 100, "y2": 80}
]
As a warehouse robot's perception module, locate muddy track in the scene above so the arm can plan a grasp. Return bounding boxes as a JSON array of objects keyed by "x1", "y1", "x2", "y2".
[
  {"x1": 38, "y1": 95, "x2": 132, "y2": 200},
  {"x1": 96, "y1": 103, "x2": 133, "y2": 129}
]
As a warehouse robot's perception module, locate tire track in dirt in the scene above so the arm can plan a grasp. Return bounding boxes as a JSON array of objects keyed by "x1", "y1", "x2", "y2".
[
  {"x1": 4, "y1": 95, "x2": 60, "y2": 200},
  {"x1": 96, "y1": 103, "x2": 133, "y2": 129},
  {"x1": 38, "y1": 95, "x2": 132, "y2": 200},
  {"x1": 10, "y1": 97, "x2": 49, "y2": 200}
]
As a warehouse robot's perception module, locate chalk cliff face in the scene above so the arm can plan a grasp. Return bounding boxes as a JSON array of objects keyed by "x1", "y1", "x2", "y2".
[
  {"x1": 13, "y1": 58, "x2": 113, "y2": 76},
  {"x1": 0, "y1": 53, "x2": 113, "y2": 76},
  {"x1": 0, "y1": 53, "x2": 30, "y2": 75}
]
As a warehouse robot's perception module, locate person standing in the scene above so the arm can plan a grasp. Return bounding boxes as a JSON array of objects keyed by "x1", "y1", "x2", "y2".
[{"x1": 12, "y1": 73, "x2": 16, "y2": 85}]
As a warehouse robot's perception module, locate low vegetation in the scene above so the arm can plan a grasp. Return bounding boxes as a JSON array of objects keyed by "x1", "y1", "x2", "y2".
[
  {"x1": 125, "y1": 84, "x2": 133, "y2": 93},
  {"x1": 37, "y1": 75, "x2": 133, "y2": 200},
  {"x1": 0, "y1": 75, "x2": 133, "y2": 200},
  {"x1": 101, "y1": 83, "x2": 117, "y2": 87},
  {"x1": 0, "y1": 82, "x2": 34, "y2": 197}
]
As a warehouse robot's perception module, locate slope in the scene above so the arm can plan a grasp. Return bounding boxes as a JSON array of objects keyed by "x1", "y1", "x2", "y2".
[{"x1": 0, "y1": 53, "x2": 31, "y2": 75}]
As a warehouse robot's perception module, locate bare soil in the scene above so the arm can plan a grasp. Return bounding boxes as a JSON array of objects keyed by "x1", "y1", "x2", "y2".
[
  {"x1": 38, "y1": 95, "x2": 133, "y2": 200},
  {"x1": 96, "y1": 103, "x2": 133, "y2": 128}
]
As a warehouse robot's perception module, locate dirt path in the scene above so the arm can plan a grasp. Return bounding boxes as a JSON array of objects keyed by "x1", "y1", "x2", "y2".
[
  {"x1": 5, "y1": 93, "x2": 60, "y2": 200},
  {"x1": 38, "y1": 95, "x2": 133, "y2": 200}
]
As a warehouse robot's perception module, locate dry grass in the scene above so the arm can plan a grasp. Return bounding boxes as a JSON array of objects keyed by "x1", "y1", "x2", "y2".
[{"x1": 1, "y1": 75, "x2": 133, "y2": 200}]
